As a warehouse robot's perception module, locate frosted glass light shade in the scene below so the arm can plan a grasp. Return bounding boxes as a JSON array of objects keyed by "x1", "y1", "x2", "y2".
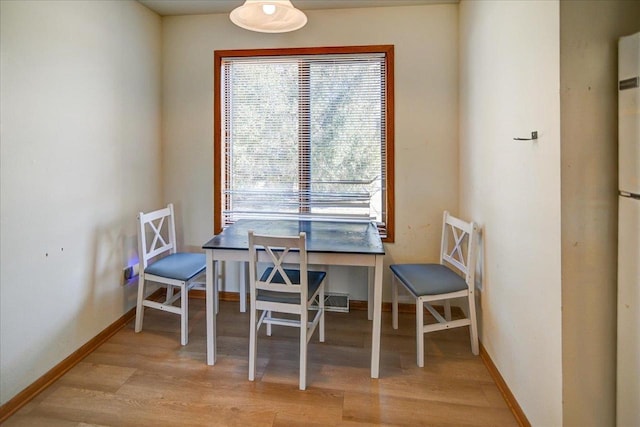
[{"x1": 230, "y1": 0, "x2": 307, "y2": 33}]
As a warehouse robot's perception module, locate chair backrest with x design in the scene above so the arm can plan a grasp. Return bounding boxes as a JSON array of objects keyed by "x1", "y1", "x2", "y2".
[
  {"x1": 440, "y1": 210, "x2": 476, "y2": 286},
  {"x1": 138, "y1": 204, "x2": 177, "y2": 270},
  {"x1": 248, "y1": 232, "x2": 309, "y2": 305}
]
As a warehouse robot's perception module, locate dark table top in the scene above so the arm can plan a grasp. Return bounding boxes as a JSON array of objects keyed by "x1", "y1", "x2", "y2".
[{"x1": 203, "y1": 219, "x2": 385, "y2": 255}]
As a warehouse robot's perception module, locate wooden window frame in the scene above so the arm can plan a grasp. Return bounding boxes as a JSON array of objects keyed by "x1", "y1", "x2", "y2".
[{"x1": 213, "y1": 45, "x2": 395, "y2": 242}]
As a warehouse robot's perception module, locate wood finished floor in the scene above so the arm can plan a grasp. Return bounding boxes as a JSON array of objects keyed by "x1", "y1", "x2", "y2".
[{"x1": 5, "y1": 299, "x2": 518, "y2": 426}]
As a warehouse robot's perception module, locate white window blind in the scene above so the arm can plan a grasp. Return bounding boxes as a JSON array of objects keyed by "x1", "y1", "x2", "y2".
[{"x1": 218, "y1": 48, "x2": 392, "y2": 238}]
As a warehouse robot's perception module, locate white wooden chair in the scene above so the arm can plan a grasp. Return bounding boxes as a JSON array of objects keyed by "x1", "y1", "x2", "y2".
[
  {"x1": 135, "y1": 203, "x2": 206, "y2": 345},
  {"x1": 247, "y1": 231, "x2": 326, "y2": 390},
  {"x1": 391, "y1": 211, "x2": 480, "y2": 367}
]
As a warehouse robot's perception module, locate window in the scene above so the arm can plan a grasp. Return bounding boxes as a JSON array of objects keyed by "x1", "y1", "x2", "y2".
[{"x1": 214, "y1": 46, "x2": 394, "y2": 241}]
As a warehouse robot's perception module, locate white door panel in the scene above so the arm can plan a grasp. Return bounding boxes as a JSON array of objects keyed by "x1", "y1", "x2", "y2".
[{"x1": 617, "y1": 195, "x2": 640, "y2": 427}]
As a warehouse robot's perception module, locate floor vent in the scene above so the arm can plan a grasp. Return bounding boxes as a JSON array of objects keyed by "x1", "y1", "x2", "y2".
[{"x1": 312, "y1": 292, "x2": 349, "y2": 312}]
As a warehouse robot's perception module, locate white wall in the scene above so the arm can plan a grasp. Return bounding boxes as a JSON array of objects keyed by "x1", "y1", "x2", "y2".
[
  {"x1": 560, "y1": 2, "x2": 640, "y2": 425},
  {"x1": 0, "y1": 0, "x2": 162, "y2": 404},
  {"x1": 161, "y1": 5, "x2": 460, "y2": 300},
  {"x1": 459, "y1": 1, "x2": 562, "y2": 425}
]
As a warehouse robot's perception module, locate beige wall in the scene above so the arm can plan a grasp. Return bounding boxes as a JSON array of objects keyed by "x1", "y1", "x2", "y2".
[
  {"x1": 560, "y1": 1, "x2": 640, "y2": 425},
  {"x1": 0, "y1": 0, "x2": 162, "y2": 404},
  {"x1": 161, "y1": 5, "x2": 460, "y2": 300},
  {"x1": 459, "y1": 1, "x2": 563, "y2": 425}
]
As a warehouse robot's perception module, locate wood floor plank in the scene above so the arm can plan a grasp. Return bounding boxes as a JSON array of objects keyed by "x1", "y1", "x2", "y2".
[
  {"x1": 56, "y1": 363, "x2": 137, "y2": 393},
  {"x1": 342, "y1": 390, "x2": 519, "y2": 426},
  {"x1": 1, "y1": 413, "x2": 102, "y2": 426},
  {"x1": 4, "y1": 299, "x2": 518, "y2": 426},
  {"x1": 37, "y1": 385, "x2": 272, "y2": 427}
]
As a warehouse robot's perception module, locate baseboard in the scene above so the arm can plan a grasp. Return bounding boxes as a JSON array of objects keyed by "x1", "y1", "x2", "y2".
[
  {"x1": 190, "y1": 289, "x2": 238, "y2": 302},
  {"x1": 479, "y1": 344, "x2": 531, "y2": 427},
  {"x1": 0, "y1": 289, "x2": 163, "y2": 424}
]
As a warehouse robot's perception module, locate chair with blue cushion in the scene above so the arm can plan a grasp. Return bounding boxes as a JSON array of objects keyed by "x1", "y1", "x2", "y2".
[
  {"x1": 247, "y1": 230, "x2": 326, "y2": 390},
  {"x1": 391, "y1": 211, "x2": 480, "y2": 367},
  {"x1": 135, "y1": 203, "x2": 206, "y2": 345}
]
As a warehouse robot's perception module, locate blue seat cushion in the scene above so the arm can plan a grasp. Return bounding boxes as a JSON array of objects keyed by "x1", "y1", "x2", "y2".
[
  {"x1": 257, "y1": 267, "x2": 326, "y2": 304},
  {"x1": 390, "y1": 264, "x2": 468, "y2": 297},
  {"x1": 145, "y1": 252, "x2": 206, "y2": 281}
]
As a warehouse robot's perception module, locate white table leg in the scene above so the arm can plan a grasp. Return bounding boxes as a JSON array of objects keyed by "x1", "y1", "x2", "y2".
[
  {"x1": 214, "y1": 260, "x2": 220, "y2": 315},
  {"x1": 368, "y1": 267, "x2": 374, "y2": 320},
  {"x1": 206, "y1": 251, "x2": 217, "y2": 365},
  {"x1": 371, "y1": 254, "x2": 383, "y2": 378},
  {"x1": 239, "y1": 261, "x2": 247, "y2": 313}
]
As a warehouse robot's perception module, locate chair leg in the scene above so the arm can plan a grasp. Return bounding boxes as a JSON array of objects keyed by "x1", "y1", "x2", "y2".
[
  {"x1": 240, "y1": 261, "x2": 247, "y2": 313},
  {"x1": 180, "y1": 284, "x2": 188, "y2": 346},
  {"x1": 444, "y1": 300, "x2": 452, "y2": 321},
  {"x1": 266, "y1": 311, "x2": 272, "y2": 336},
  {"x1": 248, "y1": 304, "x2": 257, "y2": 381},
  {"x1": 166, "y1": 286, "x2": 174, "y2": 303},
  {"x1": 319, "y1": 284, "x2": 325, "y2": 343},
  {"x1": 135, "y1": 275, "x2": 146, "y2": 333},
  {"x1": 392, "y1": 275, "x2": 399, "y2": 330},
  {"x1": 416, "y1": 296, "x2": 424, "y2": 368},
  {"x1": 299, "y1": 308, "x2": 308, "y2": 390},
  {"x1": 468, "y1": 292, "x2": 479, "y2": 355},
  {"x1": 214, "y1": 281, "x2": 219, "y2": 315}
]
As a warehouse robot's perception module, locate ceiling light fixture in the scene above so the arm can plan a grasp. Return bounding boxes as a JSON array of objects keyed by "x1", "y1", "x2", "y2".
[{"x1": 230, "y1": 0, "x2": 307, "y2": 33}]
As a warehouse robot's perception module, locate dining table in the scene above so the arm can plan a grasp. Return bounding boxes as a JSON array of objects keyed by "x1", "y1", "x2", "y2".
[{"x1": 202, "y1": 218, "x2": 386, "y2": 378}]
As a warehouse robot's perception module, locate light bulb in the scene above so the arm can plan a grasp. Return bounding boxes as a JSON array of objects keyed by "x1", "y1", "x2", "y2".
[{"x1": 262, "y1": 4, "x2": 276, "y2": 15}]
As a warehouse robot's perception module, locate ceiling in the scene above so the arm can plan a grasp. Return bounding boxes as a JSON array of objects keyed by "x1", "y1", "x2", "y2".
[{"x1": 139, "y1": 0, "x2": 455, "y2": 17}]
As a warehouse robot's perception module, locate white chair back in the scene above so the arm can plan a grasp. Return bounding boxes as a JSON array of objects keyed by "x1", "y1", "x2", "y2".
[
  {"x1": 138, "y1": 204, "x2": 177, "y2": 269},
  {"x1": 440, "y1": 211, "x2": 478, "y2": 287},
  {"x1": 248, "y1": 231, "x2": 309, "y2": 302}
]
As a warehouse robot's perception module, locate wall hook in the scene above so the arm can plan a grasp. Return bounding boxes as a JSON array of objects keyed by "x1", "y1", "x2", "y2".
[{"x1": 514, "y1": 131, "x2": 538, "y2": 141}]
